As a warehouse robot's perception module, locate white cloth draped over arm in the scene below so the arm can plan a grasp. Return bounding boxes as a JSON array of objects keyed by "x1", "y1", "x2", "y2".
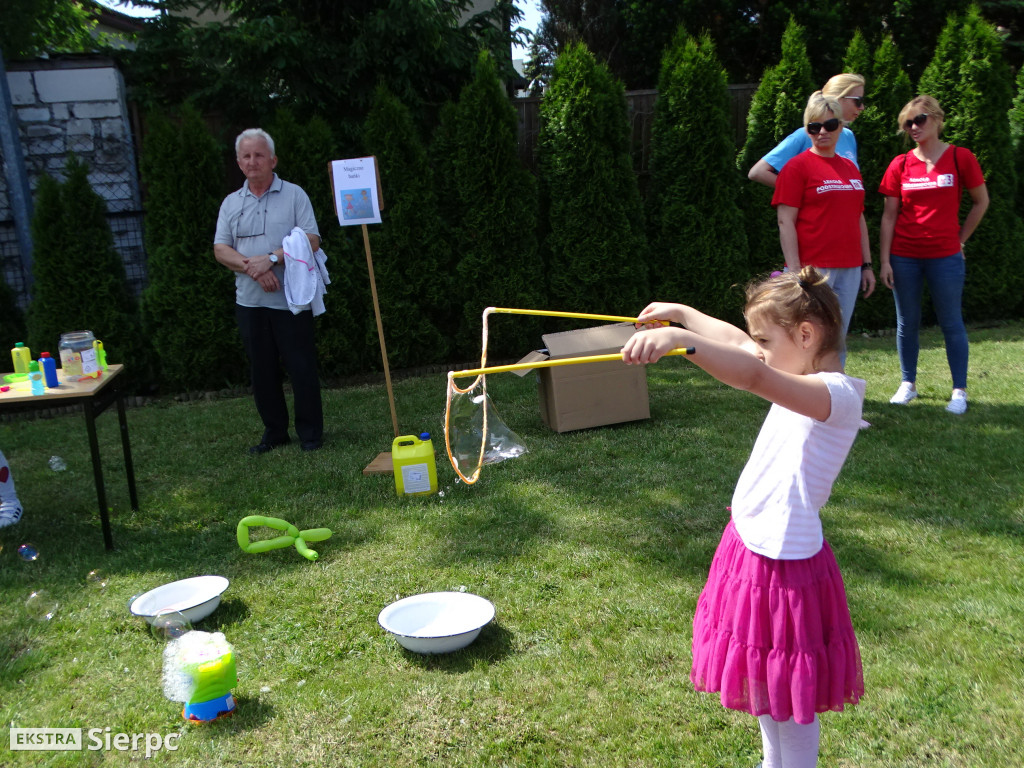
[{"x1": 283, "y1": 226, "x2": 330, "y2": 315}]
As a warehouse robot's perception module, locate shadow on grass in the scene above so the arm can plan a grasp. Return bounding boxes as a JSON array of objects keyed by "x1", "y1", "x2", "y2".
[
  {"x1": 204, "y1": 693, "x2": 275, "y2": 731},
  {"x1": 200, "y1": 597, "x2": 250, "y2": 632},
  {"x1": 395, "y1": 620, "x2": 514, "y2": 672}
]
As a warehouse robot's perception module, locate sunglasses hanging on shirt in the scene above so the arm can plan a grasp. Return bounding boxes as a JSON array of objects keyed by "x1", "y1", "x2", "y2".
[
  {"x1": 903, "y1": 113, "x2": 929, "y2": 131},
  {"x1": 807, "y1": 118, "x2": 841, "y2": 135}
]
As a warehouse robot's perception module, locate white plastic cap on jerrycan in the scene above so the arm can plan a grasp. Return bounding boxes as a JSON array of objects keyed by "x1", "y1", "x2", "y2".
[{"x1": 392, "y1": 433, "x2": 438, "y2": 496}]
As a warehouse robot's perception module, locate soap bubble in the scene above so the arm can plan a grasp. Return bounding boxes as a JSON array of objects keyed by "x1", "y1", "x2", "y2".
[
  {"x1": 25, "y1": 590, "x2": 58, "y2": 621},
  {"x1": 48, "y1": 456, "x2": 67, "y2": 472},
  {"x1": 86, "y1": 569, "x2": 108, "y2": 590},
  {"x1": 151, "y1": 610, "x2": 193, "y2": 641},
  {"x1": 17, "y1": 543, "x2": 40, "y2": 562}
]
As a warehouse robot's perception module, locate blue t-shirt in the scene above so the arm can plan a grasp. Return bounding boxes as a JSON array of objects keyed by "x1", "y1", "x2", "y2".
[{"x1": 762, "y1": 126, "x2": 858, "y2": 173}]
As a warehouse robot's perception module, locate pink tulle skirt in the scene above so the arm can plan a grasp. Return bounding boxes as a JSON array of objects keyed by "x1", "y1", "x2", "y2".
[{"x1": 690, "y1": 521, "x2": 863, "y2": 725}]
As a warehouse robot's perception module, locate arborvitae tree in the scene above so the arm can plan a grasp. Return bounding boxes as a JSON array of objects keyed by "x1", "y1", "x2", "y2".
[
  {"x1": 842, "y1": 30, "x2": 872, "y2": 82},
  {"x1": 0, "y1": 276, "x2": 25, "y2": 355},
  {"x1": 538, "y1": 42, "x2": 649, "y2": 316},
  {"x1": 736, "y1": 17, "x2": 816, "y2": 276},
  {"x1": 27, "y1": 156, "x2": 145, "y2": 382},
  {"x1": 431, "y1": 101, "x2": 462, "y2": 228},
  {"x1": 856, "y1": 35, "x2": 914, "y2": 211},
  {"x1": 848, "y1": 34, "x2": 913, "y2": 331},
  {"x1": 919, "y1": 5, "x2": 1024, "y2": 319},
  {"x1": 265, "y1": 109, "x2": 335, "y2": 235},
  {"x1": 362, "y1": 85, "x2": 454, "y2": 368},
  {"x1": 647, "y1": 29, "x2": 747, "y2": 323},
  {"x1": 736, "y1": 17, "x2": 816, "y2": 174},
  {"x1": 441, "y1": 50, "x2": 544, "y2": 359},
  {"x1": 1011, "y1": 65, "x2": 1024, "y2": 206},
  {"x1": 140, "y1": 105, "x2": 238, "y2": 392},
  {"x1": 265, "y1": 108, "x2": 370, "y2": 377}
]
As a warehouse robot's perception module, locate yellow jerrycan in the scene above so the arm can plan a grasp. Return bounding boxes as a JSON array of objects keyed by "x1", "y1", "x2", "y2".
[{"x1": 392, "y1": 433, "x2": 438, "y2": 496}]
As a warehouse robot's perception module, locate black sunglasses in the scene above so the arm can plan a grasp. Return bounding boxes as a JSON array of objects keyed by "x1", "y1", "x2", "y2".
[
  {"x1": 842, "y1": 96, "x2": 866, "y2": 108},
  {"x1": 807, "y1": 118, "x2": 841, "y2": 135},
  {"x1": 903, "y1": 113, "x2": 929, "y2": 131}
]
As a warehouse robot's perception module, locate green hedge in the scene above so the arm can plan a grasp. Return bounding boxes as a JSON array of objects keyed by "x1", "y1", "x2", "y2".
[
  {"x1": 139, "y1": 105, "x2": 241, "y2": 391},
  {"x1": 362, "y1": 85, "x2": 454, "y2": 369},
  {"x1": 919, "y1": 6, "x2": 1024, "y2": 320},
  {"x1": 539, "y1": 42, "x2": 649, "y2": 317},
  {"x1": 847, "y1": 35, "x2": 913, "y2": 332},
  {"x1": 442, "y1": 51, "x2": 544, "y2": 359},
  {"x1": 26, "y1": 156, "x2": 147, "y2": 387},
  {"x1": 647, "y1": 29, "x2": 748, "y2": 323},
  {"x1": 736, "y1": 17, "x2": 816, "y2": 277}
]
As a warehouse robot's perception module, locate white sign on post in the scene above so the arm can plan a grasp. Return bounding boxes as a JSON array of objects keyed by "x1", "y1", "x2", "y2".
[{"x1": 329, "y1": 157, "x2": 383, "y2": 226}]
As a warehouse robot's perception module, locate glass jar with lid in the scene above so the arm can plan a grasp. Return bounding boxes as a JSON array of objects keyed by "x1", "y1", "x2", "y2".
[{"x1": 58, "y1": 331, "x2": 96, "y2": 380}]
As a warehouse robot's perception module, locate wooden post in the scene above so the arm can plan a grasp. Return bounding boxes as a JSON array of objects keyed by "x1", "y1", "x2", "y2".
[{"x1": 361, "y1": 223, "x2": 400, "y2": 475}]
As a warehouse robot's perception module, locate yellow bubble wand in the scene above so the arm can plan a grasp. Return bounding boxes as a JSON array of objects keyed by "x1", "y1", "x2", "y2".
[{"x1": 444, "y1": 307, "x2": 694, "y2": 484}]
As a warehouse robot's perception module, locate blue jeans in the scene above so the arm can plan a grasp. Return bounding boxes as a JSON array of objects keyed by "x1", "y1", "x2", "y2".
[
  {"x1": 821, "y1": 267, "x2": 861, "y2": 368},
  {"x1": 890, "y1": 253, "x2": 968, "y2": 389}
]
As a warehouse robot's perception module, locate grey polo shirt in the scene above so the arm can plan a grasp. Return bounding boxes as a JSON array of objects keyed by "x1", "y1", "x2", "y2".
[{"x1": 214, "y1": 173, "x2": 320, "y2": 310}]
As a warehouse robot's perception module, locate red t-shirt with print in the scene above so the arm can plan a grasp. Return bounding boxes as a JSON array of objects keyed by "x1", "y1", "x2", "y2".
[
  {"x1": 772, "y1": 150, "x2": 865, "y2": 269},
  {"x1": 879, "y1": 145, "x2": 984, "y2": 259}
]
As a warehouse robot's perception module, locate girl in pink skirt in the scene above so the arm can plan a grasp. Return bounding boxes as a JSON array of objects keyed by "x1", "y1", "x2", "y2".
[{"x1": 622, "y1": 266, "x2": 864, "y2": 768}]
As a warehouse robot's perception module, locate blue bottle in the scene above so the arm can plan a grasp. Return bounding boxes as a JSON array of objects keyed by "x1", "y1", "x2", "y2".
[
  {"x1": 39, "y1": 352, "x2": 59, "y2": 388},
  {"x1": 28, "y1": 361, "x2": 45, "y2": 395}
]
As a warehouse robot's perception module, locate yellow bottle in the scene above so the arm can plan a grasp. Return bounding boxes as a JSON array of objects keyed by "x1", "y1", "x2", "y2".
[
  {"x1": 392, "y1": 433, "x2": 438, "y2": 496},
  {"x1": 11, "y1": 342, "x2": 32, "y2": 374}
]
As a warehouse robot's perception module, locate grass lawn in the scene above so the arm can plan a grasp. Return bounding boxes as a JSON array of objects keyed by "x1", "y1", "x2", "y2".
[{"x1": 1, "y1": 322, "x2": 1022, "y2": 767}]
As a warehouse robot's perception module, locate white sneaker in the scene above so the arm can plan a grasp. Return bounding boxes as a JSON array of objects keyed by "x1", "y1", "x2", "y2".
[
  {"x1": 0, "y1": 499, "x2": 23, "y2": 528},
  {"x1": 946, "y1": 389, "x2": 967, "y2": 415},
  {"x1": 889, "y1": 382, "x2": 918, "y2": 405}
]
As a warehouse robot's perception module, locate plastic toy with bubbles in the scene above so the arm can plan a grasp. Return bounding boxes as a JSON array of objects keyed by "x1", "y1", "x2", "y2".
[
  {"x1": 163, "y1": 630, "x2": 237, "y2": 722},
  {"x1": 236, "y1": 515, "x2": 332, "y2": 561}
]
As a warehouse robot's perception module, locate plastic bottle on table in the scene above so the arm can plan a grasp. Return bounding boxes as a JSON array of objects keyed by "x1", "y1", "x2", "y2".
[
  {"x1": 11, "y1": 342, "x2": 32, "y2": 374},
  {"x1": 28, "y1": 361, "x2": 45, "y2": 395},
  {"x1": 39, "y1": 352, "x2": 59, "y2": 388},
  {"x1": 93, "y1": 340, "x2": 108, "y2": 371}
]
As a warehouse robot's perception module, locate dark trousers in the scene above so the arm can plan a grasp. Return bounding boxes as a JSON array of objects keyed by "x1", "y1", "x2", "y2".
[{"x1": 236, "y1": 305, "x2": 323, "y2": 445}]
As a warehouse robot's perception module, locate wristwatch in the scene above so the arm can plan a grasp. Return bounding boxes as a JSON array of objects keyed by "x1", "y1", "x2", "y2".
[{"x1": 267, "y1": 251, "x2": 279, "y2": 265}]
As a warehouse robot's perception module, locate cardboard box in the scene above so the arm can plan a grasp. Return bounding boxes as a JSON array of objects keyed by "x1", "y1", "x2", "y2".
[{"x1": 514, "y1": 323, "x2": 649, "y2": 433}]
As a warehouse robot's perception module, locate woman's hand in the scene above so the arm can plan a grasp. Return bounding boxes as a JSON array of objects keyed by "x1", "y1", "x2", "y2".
[
  {"x1": 879, "y1": 262, "x2": 894, "y2": 290},
  {"x1": 860, "y1": 268, "x2": 876, "y2": 298}
]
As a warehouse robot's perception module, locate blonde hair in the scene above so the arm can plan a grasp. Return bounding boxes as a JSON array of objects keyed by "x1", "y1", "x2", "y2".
[
  {"x1": 744, "y1": 267, "x2": 843, "y2": 367},
  {"x1": 822, "y1": 73, "x2": 865, "y2": 101},
  {"x1": 803, "y1": 91, "x2": 842, "y2": 128},
  {"x1": 898, "y1": 94, "x2": 945, "y2": 135}
]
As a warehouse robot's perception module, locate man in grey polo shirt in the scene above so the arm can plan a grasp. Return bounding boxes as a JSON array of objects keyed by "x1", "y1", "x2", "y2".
[{"x1": 214, "y1": 128, "x2": 324, "y2": 453}]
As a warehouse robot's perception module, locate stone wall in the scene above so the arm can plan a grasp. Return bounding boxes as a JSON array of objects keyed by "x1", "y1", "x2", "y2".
[{"x1": 0, "y1": 55, "x2": 146, "y2": 310}]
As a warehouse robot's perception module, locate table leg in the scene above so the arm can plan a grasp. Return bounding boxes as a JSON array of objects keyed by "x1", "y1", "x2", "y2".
[
  {"x1": 116, "y1": 393, "x2": 139, "y2": 511},
  {"x1": 83, "y1": 399, "x2": 114, "y2": 550}
]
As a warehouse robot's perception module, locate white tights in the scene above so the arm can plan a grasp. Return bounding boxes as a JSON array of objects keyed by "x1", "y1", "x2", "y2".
[{"x1": 758, "y1": 714, "x2": 820, "y2": 768}]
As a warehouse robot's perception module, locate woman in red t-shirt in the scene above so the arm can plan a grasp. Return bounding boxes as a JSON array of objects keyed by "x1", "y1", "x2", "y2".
[
  {"x1": 772, "y1": 92, "x2": 875, "y2": 367},
  {"x1": 879, "y1": 95, "x2": 989, "y2": 415}
]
